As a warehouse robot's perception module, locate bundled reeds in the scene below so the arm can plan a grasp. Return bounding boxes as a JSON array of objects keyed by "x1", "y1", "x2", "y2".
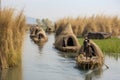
[
  {"x1": 55, "y1": 15, "x2": 120, "y2": 36},
  {"x1": 0, "y1": 8, "x2": 26, "y2": 69}
]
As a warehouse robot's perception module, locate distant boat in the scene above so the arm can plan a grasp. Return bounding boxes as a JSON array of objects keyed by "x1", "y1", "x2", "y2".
[
  {"x1": 30, "y1": 25, "x2": 48, "y2": 43},
  {"x1": 87, "y1": 32, "x2": 111, "y2": 39},
  {"x1": 32, "y1": 30, "x2": 48, "y2": 43}
]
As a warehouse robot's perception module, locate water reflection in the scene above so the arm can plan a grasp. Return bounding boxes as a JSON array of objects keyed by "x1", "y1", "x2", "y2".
[
  {"x1": 84, "y1": 68, "x2": 103, "y2": 80},
  {"x1": 0, "y1": 65, "x2": 22, "y2": 80},
  {"x1": 104, "y1": 53, "x2": 120, "y2": 61},
  {"x1": 30, "y1": 38, "x2": 46, "y2": 53},
  {"x1": 30, "y1": 38, "x2": 46, "y2": 47}
]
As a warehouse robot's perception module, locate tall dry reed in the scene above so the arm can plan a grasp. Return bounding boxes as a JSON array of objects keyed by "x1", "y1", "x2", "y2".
[
  {"x1": 55, "y1": 15, "x2": 120, "y2": 36},
  {"x1": 0, "y1": 8, "x2": 26, "y2": 69}
]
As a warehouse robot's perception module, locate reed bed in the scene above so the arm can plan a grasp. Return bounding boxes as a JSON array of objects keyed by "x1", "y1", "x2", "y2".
[
  {"x1": 78, "y1": 37, "x2": 120, "y2": 53},
  {"x1": 0, "y1": 8, "x2": 26, "y2": 69},
  {"x1": 55, "y1": 15, "x2": 120, "y2": 36}
]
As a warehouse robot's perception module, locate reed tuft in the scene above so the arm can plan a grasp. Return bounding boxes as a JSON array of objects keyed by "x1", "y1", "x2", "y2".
[{"x1": 0, "y1": 8, "x2": 26, "y2": 69}]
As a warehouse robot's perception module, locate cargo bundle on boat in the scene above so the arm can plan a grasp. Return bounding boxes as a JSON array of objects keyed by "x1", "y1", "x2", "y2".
[
  {"x1": 76, "y1": 40, "x2": 104, "y2": 70},
  {"x1": 54, "y1": 23, "x2": 80, "y2": 52}
]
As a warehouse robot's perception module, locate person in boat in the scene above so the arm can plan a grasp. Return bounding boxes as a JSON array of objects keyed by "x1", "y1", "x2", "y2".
[
  {"x1": 83, "y1": 37, "x2": 93, "y2": 59},
  {"x1": 35, "y1": 25, "x2": 39, "y2": 35}
]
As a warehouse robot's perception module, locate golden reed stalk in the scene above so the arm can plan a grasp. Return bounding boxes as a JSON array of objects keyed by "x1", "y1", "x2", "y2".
[{"x1": 0, "y1": 8, "x2": 26, "y2": 69}]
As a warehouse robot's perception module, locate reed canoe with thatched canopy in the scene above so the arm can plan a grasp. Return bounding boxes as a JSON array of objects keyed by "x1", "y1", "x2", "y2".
[
  {"x1": 54, "y1": 23, "x2": 80, "y2": 52},
  {"x1": 30, "y1": 25, "x2": 48, "y2": 43},
  {"x1": 30, "y1": 25, "x2": 39, "y2": 38},
  {"x1": 32, "y1": 27, "x2": 48, "y2": 43},
  {"x1": 76, "y1": 40, "x2": 104, "y2": 70}
]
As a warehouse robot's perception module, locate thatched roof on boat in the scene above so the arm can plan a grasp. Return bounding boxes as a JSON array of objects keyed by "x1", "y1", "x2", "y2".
[
  {"x1": 33, "y1": 28, "x2": 48, "y2": 42},
  {"x1": 37, "y1": 27, "x2": 47, "y2": 38},
  {"x1": 30, "y1": 25, "x2": 40, "y2": 37},
  {"x1": 60, "y1": 23, "x2": 74, "y2": 35},
  {"x1": 76, "y1": 40, "x2": 104, "y2": 69},
  {"x1": 54, "y1": 23, "x2": 80, "y2": 52},
  {"x1": 79, "y1": 40, "x2": 104, "y2": 58},
  {"x1": 55, "y1": 23, "x2": 74, "y2": 36}
]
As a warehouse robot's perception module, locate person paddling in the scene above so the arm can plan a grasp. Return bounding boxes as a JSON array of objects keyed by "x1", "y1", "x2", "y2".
[{"x1": 83, "y1": 37, "x2": 92, "y2": 60}]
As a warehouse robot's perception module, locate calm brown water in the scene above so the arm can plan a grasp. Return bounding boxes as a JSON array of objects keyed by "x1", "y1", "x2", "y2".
[{"x1": 0, "y1": 33, "x2": 120, "y2": 80}]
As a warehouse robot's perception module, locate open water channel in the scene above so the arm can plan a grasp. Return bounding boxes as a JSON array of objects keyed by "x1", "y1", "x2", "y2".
[{"x1": 0, "y1": 33, "x2": 120, "y2": 80}]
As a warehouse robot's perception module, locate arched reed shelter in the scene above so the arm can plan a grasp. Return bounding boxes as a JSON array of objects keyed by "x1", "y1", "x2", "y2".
[{"x1": 54, "y1": 23, "x2": 80, "y2": 52}]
